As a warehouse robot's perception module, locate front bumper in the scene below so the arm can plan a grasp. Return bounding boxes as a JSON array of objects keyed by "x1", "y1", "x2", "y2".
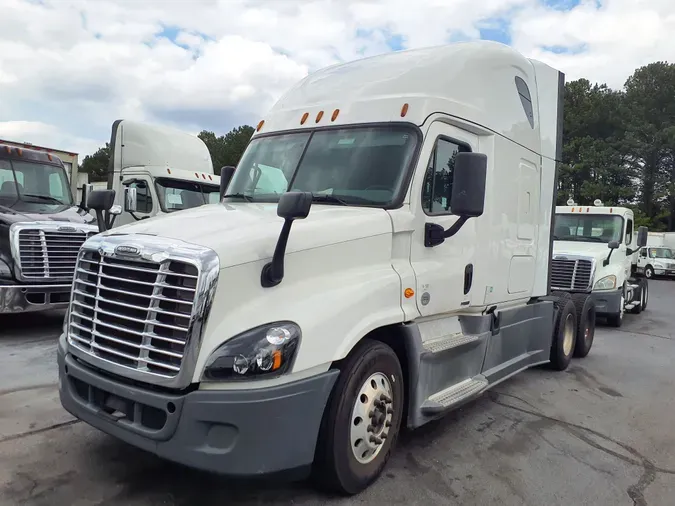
[
  {"x1": 654, "y1": 268, "x2": 675, "y2": 276},
  {"x1": 57, "y1": 336, "x2": 339, "y2": 478},
  {"x1": 0, "y1": 283, "x2": 72, "y2": 314},
  {"x1": 590, "y1": 288, "x2": 623, "y2": 315}
]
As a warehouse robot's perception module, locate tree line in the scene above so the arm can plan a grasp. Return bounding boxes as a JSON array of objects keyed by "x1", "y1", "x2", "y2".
[{"x1": 80, "y1": 61, "x2": 674, "y2": 230}]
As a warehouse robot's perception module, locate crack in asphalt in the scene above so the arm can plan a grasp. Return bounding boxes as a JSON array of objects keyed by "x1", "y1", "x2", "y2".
[
  {"x1": 490, "y1": 391, "x2": 674, "y2": 506},
  {"x1": 0, "y1": 420, "x2": 81, "y2": 445},
  {"x1": 613, "y1": 328, "x2": 675, "y2": 341},
  {"x1": 0, "y1": 383, "x2": 59, "y2": 397}
]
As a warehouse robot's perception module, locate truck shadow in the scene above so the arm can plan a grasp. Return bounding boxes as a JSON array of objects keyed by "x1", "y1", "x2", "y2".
[{"x1": 0, "y1": 310, "x2": 66, "y2": 340}]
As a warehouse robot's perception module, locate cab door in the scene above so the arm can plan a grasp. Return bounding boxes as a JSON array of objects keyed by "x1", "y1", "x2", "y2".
[
  {"x1": 116, "y1": 175, "x2": 156, "y2": 228},
  {"x1": 408, "y1": 121, "x2": 479, "y2": 317}
]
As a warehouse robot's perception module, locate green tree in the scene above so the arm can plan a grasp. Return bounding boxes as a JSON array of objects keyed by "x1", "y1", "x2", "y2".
[
  {"x1": 80, "y1": 143, "x2": 110, "y2": 182},
  {"x1": 558, "y1": 79, "x2": 632, "y2": 207},
  {"x1": 623, "y1": 62, "x2": 675, "y2": 231},
  {"x1": 198, "y1": 125, "x2": 254, "y2": 175}
]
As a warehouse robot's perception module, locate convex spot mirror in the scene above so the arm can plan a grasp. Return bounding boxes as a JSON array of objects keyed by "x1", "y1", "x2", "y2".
[{"x1": 449, "y1": 152, "x2": 487, "y2": 217}]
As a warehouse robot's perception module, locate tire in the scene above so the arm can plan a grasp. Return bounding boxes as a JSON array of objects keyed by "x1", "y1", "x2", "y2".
[
  {"x1": 630, "y1": 282, "x2": 643, "y2": 314},
  {"x1": 645, "y1": 265, "x2": 654, "y2": 279},
  {"x1": 313, "y1": 339, "x2": 404, "y2": 495},
  {"x1": 606, "y1": 284, "x2": 625, "y2": 328},
  {"x1": 641, "y1": 279, "x2": 649, "y2": 311},
  {"x1": 549, "y1": 292, "x2": 577, "y2": 370},
  {"x1": 571, "y1": 293, "x2": 596, "y2": 358}
]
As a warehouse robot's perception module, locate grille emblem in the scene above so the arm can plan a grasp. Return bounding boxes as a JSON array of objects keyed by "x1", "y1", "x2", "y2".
[
  {"x1": 115, "y1": 245, "x2": 141, "y2": 256},
  {"x1": 58, "y1": 226, "x2": 76, "y2": 232}
]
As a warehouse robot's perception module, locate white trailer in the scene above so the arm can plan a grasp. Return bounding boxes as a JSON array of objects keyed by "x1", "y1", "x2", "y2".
[
  {"x1": 58, "y1": 41, "x2": 597, "y2": 494},
  {"x1": 98, "y1": 120, "x2": 221, "y2": 228}
]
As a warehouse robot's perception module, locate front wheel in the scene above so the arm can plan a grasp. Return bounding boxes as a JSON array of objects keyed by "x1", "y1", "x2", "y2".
[
  {"x1": 313, "y1": 339, "x2": 404, "y2": 495},
  {"x1": 606, "y1": 287, "x2": 625, "y2": 328},
  {"x1": 571, "y1": 293, "x2": 596, "y2": 358},
  {"x1": 645, "y1": 265, "x2": 654, "y2": 279}
]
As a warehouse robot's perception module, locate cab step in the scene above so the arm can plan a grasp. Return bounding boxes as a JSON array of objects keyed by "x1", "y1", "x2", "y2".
[
  {"x1": 625, "y1": 302, "x2": 639, "y2": 310},
  {"x1": 422, "y1": 333, "x2": 480, "y2": 354},
  {"x1": 420, "y1": 376, "x2": 488, "y2": 415}
]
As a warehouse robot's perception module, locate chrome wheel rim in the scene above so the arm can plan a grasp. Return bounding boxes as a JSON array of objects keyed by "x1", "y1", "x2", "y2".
[
  {"x1": 350, "y1": 372, "x2": 394, "y2": 464},
  {"x1": 563, "y1": 313, "x2": 575, "y2": 356}
]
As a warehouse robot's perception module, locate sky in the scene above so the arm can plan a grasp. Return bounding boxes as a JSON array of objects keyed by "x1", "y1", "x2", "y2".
[{"x1": 0, "y1": 0, "x2": 674, "y2": 159}]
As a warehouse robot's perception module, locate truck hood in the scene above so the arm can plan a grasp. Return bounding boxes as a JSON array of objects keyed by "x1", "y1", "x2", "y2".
[
  {"x1": 0, "y1": 205, "x2": 95, "y2": 226},
  {"x1": 103, "y1": 202, "x2": 393, "y2": 268},
  {"x1": 553, "y1": 241, "x2": 611, "y2": 261}
]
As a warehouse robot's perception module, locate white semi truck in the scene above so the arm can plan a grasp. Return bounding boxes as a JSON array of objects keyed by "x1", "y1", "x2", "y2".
[
  {"x1": 100, "y1": 120, "x2": 221, "y2": 228},
  {"x1": 552, "y1": 200, "x2": 648, "y2": 327},
  {"x1": 59, "y1": 41, "x2": 598, "y2": 494}
]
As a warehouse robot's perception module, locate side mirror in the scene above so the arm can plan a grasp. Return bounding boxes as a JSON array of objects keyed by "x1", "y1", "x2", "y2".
[
  {"x1": 425, "y1": 152, "x2": 487, "y2": 247},
  {"x1": 636, "y1": 226, "x2": 648, "y2": 247},
  {"x1": 219, "y1": 166, "x2": 236, "y2": 200},
  {"x1": 604, "y1": 240, "x2": 620, "y2": 266},
  {"x1": 124, "y1": 186, "x2": 138, "y2": 212},
  {"x1": 261, "y1": 191, "x2": 313, "y2": 288},
  {"x1": 79, "y1": 183, "x2": 93, "y2": 210},
  {"x1": 449, "y1": 152, "x2": 488, "y2": 217},
  {"x1": 87, "y1": 189, "x2": 116, "y2": 233},
  {"x1": 87, "y1": 189, "x2": 115, "y2": 211}
]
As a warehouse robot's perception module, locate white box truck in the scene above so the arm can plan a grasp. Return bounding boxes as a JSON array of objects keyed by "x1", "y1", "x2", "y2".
[
  {"x1": 58, "y1": 41, "x2": 599, "y2": 494},
  {"x1": 634, "y1": 231, "x2": 675, "y2": 279},
  {"x1": 100, "y1": 120, "x2": 221, "y2": 229}
]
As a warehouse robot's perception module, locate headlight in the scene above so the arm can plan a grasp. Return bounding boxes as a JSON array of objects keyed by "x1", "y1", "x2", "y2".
[
  {"x1": 653, "y1": 262, "x2": 664, "y2": 268},
  {"x1": 0, "y1": 259, "x2": 11, "y2": 279},
  {"x1": 201, "y1": 322, "x2": 301, "y2": 381},
  {"x1": 594, "y1": 275, "x2": 617, "y2": 291}
]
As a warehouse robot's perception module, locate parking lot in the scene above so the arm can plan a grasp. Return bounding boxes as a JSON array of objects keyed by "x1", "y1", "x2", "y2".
[{"x1": 1, "y1": 281, "x2": 674, "y2": 506}]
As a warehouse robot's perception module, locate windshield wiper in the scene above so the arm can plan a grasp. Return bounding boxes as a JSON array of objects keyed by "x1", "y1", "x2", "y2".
[
  {"x1": 22, "y1": 194, "x2": 65, "y2": 205},
  {"x1": 222, "y1": 193, "x2": 253, "y2": 202},
  {"x1": 310, "y1": 194, "x2": 349, "y2": 206}
]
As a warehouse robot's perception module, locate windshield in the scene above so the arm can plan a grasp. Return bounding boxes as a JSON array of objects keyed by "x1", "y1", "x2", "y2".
[
  {"x1": 225, "y1": 125, "x2": 419, "y2": 206},
  {"x1": 154, "y1": 177, "x2": 220, "y2": 212},
  {"x1": 648, "y1": 247, "x2": 674, "y2": 259},
  {"x1": 554, "y1": 214, "x2": 624, "y2": 243},
  {"x1": 0, "y1": 158, "x2": 73, "y2": 212}
]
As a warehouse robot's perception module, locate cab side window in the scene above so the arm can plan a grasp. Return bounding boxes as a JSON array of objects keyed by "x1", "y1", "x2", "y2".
[
  {"x1": 625, "y1": 219, "x2": 633, "y2": 245},
  {"x1": 641, "y1": 248, "x2": 647, "y2": 257},
  {"x1": 126, "y1": 180, "x2": 153, "y2": 213},
  {"x1": 421, "y1": 138, "x2": 470, "y2": 215}
]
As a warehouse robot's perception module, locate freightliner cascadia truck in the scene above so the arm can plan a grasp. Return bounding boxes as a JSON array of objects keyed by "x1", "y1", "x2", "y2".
[{"x1": 58, "y1": 41, "x2": 614, "y2": 494}]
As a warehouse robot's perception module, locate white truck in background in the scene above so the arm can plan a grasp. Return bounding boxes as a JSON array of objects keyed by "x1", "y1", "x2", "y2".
[
  {"x1": 552, "y1": 200, "x2": 648, "y2": 327},
  {"x1": 59, "y1": 41, "x2": 599, "y2": 494},
  {"x1": 94, "y1": 120, "x2": 221, "y2": 228},
  {"x1": 635, "y1": 231, "x2": 675, "y2": 279}
]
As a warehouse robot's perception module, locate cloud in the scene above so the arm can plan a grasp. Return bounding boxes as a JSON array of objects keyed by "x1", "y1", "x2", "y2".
[{"x1": 0, "y1": 0, "x2": 673, "y2": 159}]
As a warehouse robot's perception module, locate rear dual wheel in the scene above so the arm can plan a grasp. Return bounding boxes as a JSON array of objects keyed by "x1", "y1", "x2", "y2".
[{"x1": 550, "y1": 292, "x2": 577, "y2": 370}]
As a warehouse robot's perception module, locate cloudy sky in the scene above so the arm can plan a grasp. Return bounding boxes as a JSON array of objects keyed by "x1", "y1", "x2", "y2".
[{"x1": 0, "y1": 0, "x2": 673, "y2": 159}]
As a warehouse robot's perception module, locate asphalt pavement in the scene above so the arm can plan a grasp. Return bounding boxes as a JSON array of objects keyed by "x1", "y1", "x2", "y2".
[{"x1": 1, "y1": 281, "x2": 675, "y2": 506}]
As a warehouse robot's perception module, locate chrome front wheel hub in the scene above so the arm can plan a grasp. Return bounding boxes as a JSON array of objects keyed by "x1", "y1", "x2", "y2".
[{"x1": 350, "y1": 372, "x2": 394, "y2": 464}]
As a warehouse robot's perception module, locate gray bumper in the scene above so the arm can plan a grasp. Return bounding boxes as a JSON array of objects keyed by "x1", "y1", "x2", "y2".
[
  {"x1": 590, "y1": 288, "x2": 623, "y2": 315},
  {"x1": 57, "y1": 336, "x2": 339, "y2": 478},
  {"x1": 0, "y1": 283, "x2": 72, "y2": 314}
]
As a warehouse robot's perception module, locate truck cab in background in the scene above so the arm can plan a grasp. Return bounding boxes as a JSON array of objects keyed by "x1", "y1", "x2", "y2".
[
  {"x1": 635, "y1": 232, "x2": 675, "y2": 279},
  {"x1": 552, "y1": 200, "x2": 648, "y2": 327},
  {"x1": 0, "y1": 142, "x2": 98, "y2": 314},
  {"x1": 106, "y1": 120, "x2": 221, "y2": 228}
]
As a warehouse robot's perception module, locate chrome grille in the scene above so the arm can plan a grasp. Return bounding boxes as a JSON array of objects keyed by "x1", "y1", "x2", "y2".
[
  {"x1": 68, "y1": 250, "x2": 200, "y2": 377},
  {"x1": 18, "y1": 228, "x2": 96, "y2": 280},
  {"x1": 551, "y1": 258, "x2": 593, "y2": 291}
]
